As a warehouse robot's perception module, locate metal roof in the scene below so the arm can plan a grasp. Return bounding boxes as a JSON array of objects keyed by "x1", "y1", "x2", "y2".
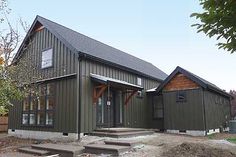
[
  {"x1": 16, "y1": 16, "x2": 167, "y2": 81},
  {"x1": 90, "y1": 73, "x2": 143, "y2": 90},
  {"x1": 154, "y1": 66, "x2": 231, "y2": 98}
]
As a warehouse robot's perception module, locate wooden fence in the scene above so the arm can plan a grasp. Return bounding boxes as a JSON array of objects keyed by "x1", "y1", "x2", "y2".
[{"x1": 0, "y1": 116, "x2": 8, "y2": 132}]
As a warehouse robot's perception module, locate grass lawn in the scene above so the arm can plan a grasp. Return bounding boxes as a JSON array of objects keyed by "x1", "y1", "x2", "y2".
[{"x1": 227, "y1": 138, "x2": 236, "y2": 144}]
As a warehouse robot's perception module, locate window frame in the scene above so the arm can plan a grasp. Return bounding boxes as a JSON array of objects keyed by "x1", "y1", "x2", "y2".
[
  {"x1": 41, "y1": 48, "x2": 53, "y2": 69},
  {"x1": 21, "y1": 83, "x2": 55, "y2": 127}
]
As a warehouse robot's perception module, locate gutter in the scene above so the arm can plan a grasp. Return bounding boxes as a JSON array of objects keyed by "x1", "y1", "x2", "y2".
[{"x1": 78, "y1": 54, "x2": 82, "y2": 139}]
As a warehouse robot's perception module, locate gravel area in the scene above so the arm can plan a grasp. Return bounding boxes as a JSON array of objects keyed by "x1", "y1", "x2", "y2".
[{"x1": 0, "y1": 132, "x2": 236, "y2": 156}]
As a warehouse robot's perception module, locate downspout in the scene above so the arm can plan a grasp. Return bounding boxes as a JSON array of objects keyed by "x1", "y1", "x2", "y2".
[
  {"x1": 202, "y1": 89, "x2": 207, "y2": 136},
  {"x1": 78, "y1": 54, "x2": 82, "y2": 139}
]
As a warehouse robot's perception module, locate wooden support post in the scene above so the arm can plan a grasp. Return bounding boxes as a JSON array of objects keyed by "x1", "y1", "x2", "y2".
[
  {"x1": 125, "y1": 90, "x2": 138, "y2": 106},
  {"x1": 93, "y1": 84, "x2": 107, "y2": 105}
]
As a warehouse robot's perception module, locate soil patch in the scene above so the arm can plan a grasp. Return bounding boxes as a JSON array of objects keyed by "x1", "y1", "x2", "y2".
[
  {"x1": 163, "y1": 142, "x2": 236, "y2": 157},
  {"x1": 0, "y1": 136, "x2": 50, "y2": 153}
]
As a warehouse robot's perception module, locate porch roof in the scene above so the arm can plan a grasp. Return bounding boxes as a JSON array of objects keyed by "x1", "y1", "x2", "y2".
[{"x1": 90, "y1": 73, "x2": 143, "y2": 90}]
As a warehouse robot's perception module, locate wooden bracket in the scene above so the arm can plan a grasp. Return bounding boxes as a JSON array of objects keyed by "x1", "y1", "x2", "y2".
[
  {"x1": 125, "y1": 90, "x2": 138, "y2": 106},
  {"x1": 93, "y1": 84, "x2": 107, "y2": 105}
]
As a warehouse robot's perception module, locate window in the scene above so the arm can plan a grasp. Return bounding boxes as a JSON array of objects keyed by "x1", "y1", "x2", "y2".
[
  {"x1": 137, "y1": 77, "x2": 142, "y2": 86},
  {"x1": 41, "y1": 48, "x2": 53, "y2": 68},
  {"x1": 176, "y1": 91, "x2": 186, "y2": 102},
  {"x1": 21, "y1": 83, "x2": 55, "y2": 126},
  {"x1": 153, "y1": 96, "x2": 164, "y2": 119},
  {"x1": 22, "y1": 114, "x2": 28, "y2": 125}
]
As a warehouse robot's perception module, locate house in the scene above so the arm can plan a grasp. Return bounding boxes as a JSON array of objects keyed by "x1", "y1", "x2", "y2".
[
  {"x1": 148, "y1": 66, "x2": 232, "y2": 136},
  {"x1": 8, "y1": 16, "x2": 168, "y2": 140}
]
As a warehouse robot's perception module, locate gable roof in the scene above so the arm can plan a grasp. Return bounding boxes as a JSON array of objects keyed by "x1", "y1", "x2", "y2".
[
  {"x1": 154, "y1": 66, "x2": 231, "y2": 98},
  {"x1": 14, "y1": 15, "x2": 167, "y2": 81}
]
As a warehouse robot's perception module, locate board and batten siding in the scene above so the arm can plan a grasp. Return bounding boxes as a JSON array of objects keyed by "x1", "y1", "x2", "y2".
[
  {"x1": 203, "y1": 90, "x2": 231, "y2": 130},
  {"x1": 8, "y1": 27, "x2": 78, "y2": 133},
  {"x1": 79, "y1": 58, "x2": 160, "y2": 133},
  {"x1": 163, "y1": 89, "x2": 205, "y2": 130},
  {"x1": 8, "y1": 78, "x2": 77, "y2": 133}
]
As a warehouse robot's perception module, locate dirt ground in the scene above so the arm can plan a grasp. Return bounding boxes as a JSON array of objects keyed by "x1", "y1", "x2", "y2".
[{"x1": 0, "y1": 132, "x2": 236, "y2": 157}]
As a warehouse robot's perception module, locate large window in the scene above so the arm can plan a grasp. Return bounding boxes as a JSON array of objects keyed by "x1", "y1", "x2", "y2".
[
  {"x1": 41, "y1": 48, "x2": 53, "y2": 69},
  {"x1": 153, "y1": 96, "x2": 164, "y2": 119},
  {"x1": 22, "y1": 83, "x2": 55, "y2": 126}
]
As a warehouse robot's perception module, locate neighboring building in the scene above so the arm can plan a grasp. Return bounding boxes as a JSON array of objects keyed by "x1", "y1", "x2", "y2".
[
  {"x1": 148, "y1": 66, "x2": 232, "y2": 136},
  {"x1": 8, "y1": 16, "x2": 167, "y2": 140}
]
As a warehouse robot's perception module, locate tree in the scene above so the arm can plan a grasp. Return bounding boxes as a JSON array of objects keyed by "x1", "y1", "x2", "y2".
[
  {"x1": 191, "y1": 0, "x2": 236, "y2": 53},
  {"x1": 0, "y1": 0, "x2": 24, "y2": 115}
]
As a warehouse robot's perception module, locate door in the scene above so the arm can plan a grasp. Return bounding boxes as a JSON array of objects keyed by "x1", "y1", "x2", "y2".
[{"x1": 96, "y1": 90, "x2": 123, "y2": 127}]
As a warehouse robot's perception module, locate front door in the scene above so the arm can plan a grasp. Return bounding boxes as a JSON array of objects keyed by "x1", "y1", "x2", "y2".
[{"x1": 96, "y1": 90, "x2": 123, "y2": 127}]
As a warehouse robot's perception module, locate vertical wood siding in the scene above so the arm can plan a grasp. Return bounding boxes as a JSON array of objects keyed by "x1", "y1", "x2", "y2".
[
  {"x1": 8, "y1": 78, "x2": 77, "y2": 133},
  {"x1": 163, "y1": 89, "x2": 205, "y2": 130},
  {"x1": 79, "y1": 59, "x2": 160, "y2": 133},
  {"x1": 203, "y1": 90, "x2": 231, "y2": 130},
  {"x1": 8, "y1": 28, "x2": 78, "y2": 133}
]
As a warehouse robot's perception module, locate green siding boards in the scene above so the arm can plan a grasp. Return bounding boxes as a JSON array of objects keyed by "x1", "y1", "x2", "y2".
[
  {"x1": 9, "y1": 27, "x2": 162, "y2": 135},
  {"x1": 203, "y1": 90, "x2": 231, "y2": 130},
  {"x1": 8, "y1": 28, "x2": 78, "y2": 133},
  {"x1": 79, "y1": 59, "x2": 160, "y2": 133},
  {"x1": 9, "y1": 78, "x2": 77, "y2": 133},
  {"x1": 163, "y1": 89, "x2": 205, "y2": 130}
]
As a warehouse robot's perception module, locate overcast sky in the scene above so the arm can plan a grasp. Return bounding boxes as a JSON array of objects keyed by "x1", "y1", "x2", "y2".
[{"x1": 7, "y1": 0, "x2": 236, "y2": 91}]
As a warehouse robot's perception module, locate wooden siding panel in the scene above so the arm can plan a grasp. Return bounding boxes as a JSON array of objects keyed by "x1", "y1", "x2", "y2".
[
  {"x1": 79, "y1": 59, "x2": 160, "y2": 133},
  {"x1": 8, "y1": 28, "x2": 78, "y2": 133},
  {"x1": 164, "y1": 73, "x2": 200, "y2": 91},
  {"x1": 163, "y1": 89, "x2": 205, "y2": 130},
  {"x1": 204, "y1": 91, "x2": 231, "y2": 130}
]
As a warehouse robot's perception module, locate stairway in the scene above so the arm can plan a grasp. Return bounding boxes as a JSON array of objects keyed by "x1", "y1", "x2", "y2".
[
  {"x1": 18, "y1": 143, "x2": 84, "y2": 157},
  {"x1": 90, "y1": 127, "x2": 154, "y2": 138},
  {"x1": 84, "y1": 140, "x2": 140, "y2": 156}
]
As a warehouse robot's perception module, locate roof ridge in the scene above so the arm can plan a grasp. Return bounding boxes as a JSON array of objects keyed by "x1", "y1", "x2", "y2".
[{"x1": 37, "y1": 16, "x2": 160, "y2": 69}]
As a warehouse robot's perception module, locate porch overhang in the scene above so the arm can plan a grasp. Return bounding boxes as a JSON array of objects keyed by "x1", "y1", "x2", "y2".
[{"x1": 90, "y1": 73, "x2": 143, "y2": 105}]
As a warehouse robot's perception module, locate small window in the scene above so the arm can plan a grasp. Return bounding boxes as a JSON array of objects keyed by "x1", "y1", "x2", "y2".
[
  {"x1": 29, "y1": 114, "x2": 36, "y2": 125},
  {"x1": 22, "y1": 114, "x2": 29, "y2": 125},
  {"x1": 46, "y1": 112, "x2": 53, "y2": 125},
  {"x1": 41, "y1": 48, "x2": 53, "y2": 69},
  {"x1": 37, "y1": 112, "x2": 45, "y2": 125},
  {"x1": 176, "y1": 91, "x2": 186, "y2": 102},
  {"x1": 137, "y1": 77, "x2": 142, "y2": 86}
]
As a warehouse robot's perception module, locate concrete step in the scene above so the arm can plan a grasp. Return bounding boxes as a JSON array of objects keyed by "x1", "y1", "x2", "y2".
[
  {"x1": 31, "y1": 143, "x2": 84, "y2": 157},
  {"x1": 91, "y1": 130, "x2": 154, "y2": 138},
  {"x1": 95, "y1": 128, "x2": 146, "y2": 133},
  {"x1": 18, "y1": 147, "x2": 50, "y2": 156},
  {"x1": 84, "y1": 144, "x2": 130, "y2": 155},
  {"x1": 104, "y1": 140, "x2": 139, "y2": 147}
]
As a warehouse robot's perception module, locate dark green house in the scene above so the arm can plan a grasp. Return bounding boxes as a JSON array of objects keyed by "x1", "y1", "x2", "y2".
[
  {"x1": 149, "y1": 66, "x2": 231, "y2": 136},
  {"x1": 8, "y1": 16, "x2": 167, "y2": 140}
]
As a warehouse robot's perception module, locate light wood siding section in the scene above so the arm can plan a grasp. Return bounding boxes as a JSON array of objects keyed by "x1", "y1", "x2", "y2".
[
  {"x1": 163, "y1": 89, "x2": 205, "y2": 130},
  {"x1": 164, "y1": 73, "x2": 199, "y2": 91},
  {"x1": 203, "y1": 90, "x2": 231, "y2": 130},
  {"x1": 79, "y1": 59, "x2": 160, "y2": 133}
]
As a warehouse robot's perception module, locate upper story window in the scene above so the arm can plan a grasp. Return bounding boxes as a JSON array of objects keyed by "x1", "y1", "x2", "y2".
[
  {"x1": 137, "y1": 77, "x2": 142, "y2": 86},
  {"x1": 41, "y1": 48, "x2": 53, "y2": 69}
]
